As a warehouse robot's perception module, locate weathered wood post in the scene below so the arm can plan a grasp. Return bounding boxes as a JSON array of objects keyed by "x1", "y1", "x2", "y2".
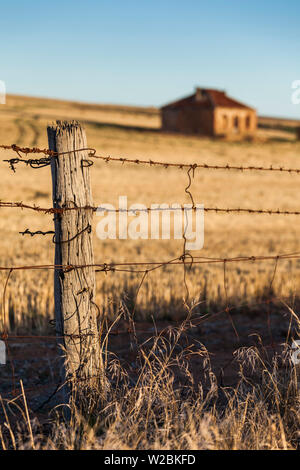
[{"x1": 47, "y1": 121, "x2": 103, "y2": 396}]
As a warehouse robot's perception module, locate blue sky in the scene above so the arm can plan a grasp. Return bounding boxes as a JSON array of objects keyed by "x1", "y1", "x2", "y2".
[{"x1": 1, "y1": 0, "x2": 299, "y2": 118}]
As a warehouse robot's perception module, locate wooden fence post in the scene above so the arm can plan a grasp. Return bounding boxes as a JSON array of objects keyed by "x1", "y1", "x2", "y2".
[{"x1": 47, "y1": 120, "x2": 103, "y2": 396}]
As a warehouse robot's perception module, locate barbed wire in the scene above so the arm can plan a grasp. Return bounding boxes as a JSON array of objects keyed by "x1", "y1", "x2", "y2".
[
  {"x1": 90, "y1": 155, "x2": 300, "y2": 174},
  {"x1": 2, "y1": 143, "x2": 300, "y2": 174},
  {"x1": 0, "y1": 144, "x2": 94, "y2": 158},
  {"x1": 19, "y1": 228, "x2": 55, "y2": 237},
  {"x1": 2, "y1": 200, "x2": 300, "y2": 216},
  {"x1": 1, "y1": 145, "x2": 95, "y2": 172},
  {"x1": 0, "y1": 251, "x2": 299, "y2": 273}
]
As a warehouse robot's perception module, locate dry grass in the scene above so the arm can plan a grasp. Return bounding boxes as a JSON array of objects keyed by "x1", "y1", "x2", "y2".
[
  {"x1": 0, "y1": 314, "x2": 299, "y2": 450},
  {"x1": 0, "y1": 94, "x2": 300, "y2": 450}
]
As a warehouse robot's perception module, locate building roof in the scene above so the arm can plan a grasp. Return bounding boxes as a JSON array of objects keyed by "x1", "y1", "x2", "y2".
[{"x1": 161, "y1": 88, "x2": 255, "y2": 111}]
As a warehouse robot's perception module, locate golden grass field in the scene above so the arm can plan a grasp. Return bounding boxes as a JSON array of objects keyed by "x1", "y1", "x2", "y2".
[
  {"x1": 1, "y1": 94, "x2": 300, "y2": 330},
  {"x1": 0, "y1": 95, "x2": 300, "y2": 450}
]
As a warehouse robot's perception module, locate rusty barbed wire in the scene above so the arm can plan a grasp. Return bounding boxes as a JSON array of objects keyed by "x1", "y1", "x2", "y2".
[
  {"x1": 94, "y1": 155, "x2": 300, "y2": 174},
  {"x1": 2, "y1": 200, "x2": 300, "y2": 216},
  {"x1": 0, "y1": 251, "x2": 300, "y2": 273},
  {"x1": 1, "y1": 144, "x2": 96, "y2": 172},
  {"x1": 2, "y1": 143, "x2": 300, "y2": 174},
  {"x1": 0, "y1": 144, "x2": 95, "y2": 158}
]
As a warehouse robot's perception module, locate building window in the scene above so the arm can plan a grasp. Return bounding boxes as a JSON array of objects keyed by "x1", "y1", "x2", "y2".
[
  {"x1": 223, "y1": 115, "x2": 228, "y2": 130},
  {"x1": 245, "y1": 115, "x2": 251, "y2": 129},
  {"x1": 234, "y1": 116, "x2": 239, "y2": 132}
]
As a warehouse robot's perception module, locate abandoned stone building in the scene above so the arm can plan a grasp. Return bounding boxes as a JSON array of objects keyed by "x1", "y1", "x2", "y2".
[{"x1": 161, "y1": 88, "x2": 257, "y2": 137}]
